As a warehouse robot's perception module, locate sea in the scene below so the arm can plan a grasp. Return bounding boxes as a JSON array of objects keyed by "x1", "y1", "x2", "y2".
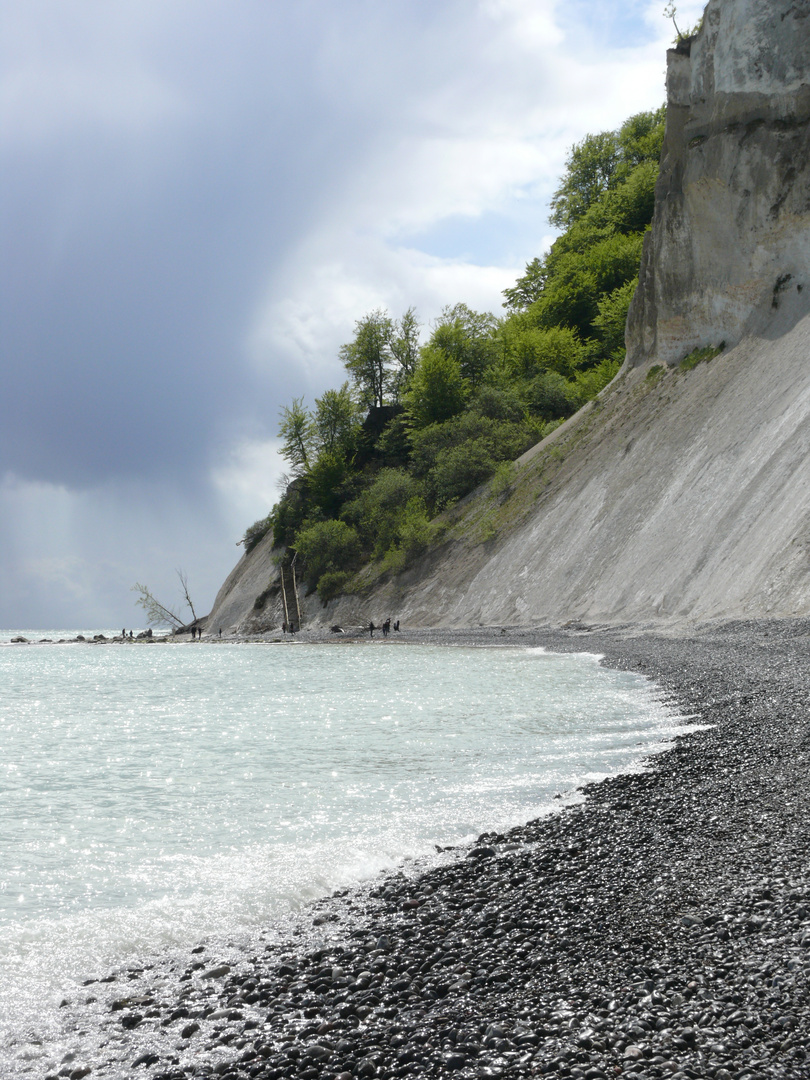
[{"x1": 0, "y1": 631, "x2": 691, "y2": 1074}]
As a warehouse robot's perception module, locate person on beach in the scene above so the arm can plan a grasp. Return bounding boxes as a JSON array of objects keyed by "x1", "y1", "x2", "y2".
[
  {"x1": 369, "y1": 620, "x2": 375, "y2": 637},
  {"x1": 394, "y1": 620, "x2": 400, "y2": 631}
]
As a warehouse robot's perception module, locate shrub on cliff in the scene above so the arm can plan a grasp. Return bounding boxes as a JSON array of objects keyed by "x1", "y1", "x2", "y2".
[{"x1": 293, "y1": 519, "x2": 361, "y2": 593}]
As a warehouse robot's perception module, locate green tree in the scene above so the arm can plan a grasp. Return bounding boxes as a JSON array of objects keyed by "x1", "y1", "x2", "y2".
[
  {"x1": 549, "y1": 130, "x2": 620, "y2": 230},
  {"x1": 502, "y1": 256, "x2": 547, "y2": 311},
  {"x1": 293, "y1": 519, "x2": 361, "y2": 591},
  {"x1": 429, "y1": 303, "x2": 500, "y2": 386},
  {"x1": 501, "y1": 323, "x2": 585, "y2": 379},
  {"x1": 404, "y1": 345, "x2": 468, "y2": 429},
  {"x1": 340, "y1": 309, "x2": 396, "y2": 409},
  {"x1": 278, "y1": 397, "x2": 315, "y2": 476},
  {"x1": 390, "y1": 306, "x2": 421, "y2": 394},
  {"x1": 548, "y1": 108, "x2": 664, "y2": 231},
  {"x1": 306, "y1": 450, "x2": 349, "y2": 518},
  {"x1": 313, "y1": 382, "x2": 361, "y2": 458},
  {"x1": 592, "y1": 279, "x2": 638, "y2": 358}
]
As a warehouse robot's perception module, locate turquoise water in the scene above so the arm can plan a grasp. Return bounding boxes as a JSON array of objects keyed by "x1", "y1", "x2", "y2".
[{"x1": 0, "y1": 639, "x2": 685, "y2": 1071}]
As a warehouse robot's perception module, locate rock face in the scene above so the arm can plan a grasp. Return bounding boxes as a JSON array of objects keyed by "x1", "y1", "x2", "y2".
[
  {"x1": 625, "y1": 0, "x2": 810, "y2": 369},
  {"x1": 210, "y1": 0, "x2": 810, "y2": 631},
  {"x1": 206, "y1": 528, "x2": 284, "y2": 635}
]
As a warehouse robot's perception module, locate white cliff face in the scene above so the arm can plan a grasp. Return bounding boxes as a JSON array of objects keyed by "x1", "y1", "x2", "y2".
[
  {"x1": 625, "y1": 0, "x2": 810, "y2": 369},
  {"x1": 206, "y1": 528, "x2": 283, "y2": 635}
]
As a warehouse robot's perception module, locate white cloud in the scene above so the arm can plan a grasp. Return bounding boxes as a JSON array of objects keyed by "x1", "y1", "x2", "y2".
[
  {"x1": 245, "y1": 0, "x2": 676, "y2": 391},
  {"x1": 210, "y1": 438, "x2": 286, "y2": 534}
]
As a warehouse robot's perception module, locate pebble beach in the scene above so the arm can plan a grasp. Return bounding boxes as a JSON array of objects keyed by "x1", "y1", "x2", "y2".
[{"x1": 31, "y1": 620, "x2": 810, "y2": 1080}]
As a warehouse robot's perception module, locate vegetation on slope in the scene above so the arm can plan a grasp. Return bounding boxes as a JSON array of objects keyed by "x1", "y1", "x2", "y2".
[{"x1": 246, "y1": 107, "x2": 665, "y2": 601}]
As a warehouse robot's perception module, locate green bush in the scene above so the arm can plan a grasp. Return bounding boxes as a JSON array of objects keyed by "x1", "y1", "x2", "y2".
[
  {"x1": 680, "y1": 343, "x2": 724, "y2": 370},
  {"x1": 430, "y1": 440, "x2": 499, "y2": 509},
  {"x1": 316, "y1": 570, "x2": 355, "y2": 603},
  {"x1": 572, "y1": 357, "x2": 621, "y2": 399},
  {"x1": 341, "y1": 468, "x2": 422, "y2": 556},
  {"x1": 525, "y1": 371, "x2": 581, "y2": 421},
  {"x1": 243, "y1": 514, "x2": 273, "y2": 554},
  {"x1": 380, "y1": 497, "x2": 436, "y2": 572},
  {"x1": 293, "y1": 519, "x2": 361, "y2": 590},
  {"x1": 490, "y1": 460, "x2": 517, "y2": 496}
]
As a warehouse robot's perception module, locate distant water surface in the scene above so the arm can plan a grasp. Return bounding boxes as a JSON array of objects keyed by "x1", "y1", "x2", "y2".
[{"x1": 0, "y1": 638, "x2": 687, "y2": 1070}]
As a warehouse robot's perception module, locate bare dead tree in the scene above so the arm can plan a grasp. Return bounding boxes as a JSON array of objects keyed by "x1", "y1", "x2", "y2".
[
  {"x1": 131, "y1": 569, "x2": 198, "y2": 629},
  {"x1": 131, "y1": 583, "x2": 183, "y2": 629}
]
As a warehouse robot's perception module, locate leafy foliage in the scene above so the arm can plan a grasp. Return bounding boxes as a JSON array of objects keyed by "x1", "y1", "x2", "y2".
[
  {"x1": 293, "y1": 519, "x2": 362, "y2": 593},
  {"x1": 256, "y1": 106, "x2": 664, "y2": 600},
  {"x1": 680, "y1": 343, "x2": 725, "y2": 370}
]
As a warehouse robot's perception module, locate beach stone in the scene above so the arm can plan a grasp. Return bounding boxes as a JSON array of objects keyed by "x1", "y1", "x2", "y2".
[
  {"x1": 468, "y1": 846, "x2": 497, "y2": 860},
  {"x1": 201, "y1": 964, "x2": 231, "y2": 979}
]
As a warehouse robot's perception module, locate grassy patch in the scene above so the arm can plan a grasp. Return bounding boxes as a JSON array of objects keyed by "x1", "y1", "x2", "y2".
[
  {"x1": 680, "y1": 343, "x2": 725, "y2": 371},
  {"x1": 646, "y1": 363, "x2": 665, "y2": 383},
  {"x1": 489, "y1": 460, "x2": 516, "y2": 497}
]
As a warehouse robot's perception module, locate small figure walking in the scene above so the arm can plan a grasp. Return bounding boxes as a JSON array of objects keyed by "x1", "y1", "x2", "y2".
[
  {"x1": 191, "y1": 626, "x2": 196, "y2": 640},
  {"x1": 394, "y1": 620, "x2": 400, "y2": 632},
  {"x1": 369, "y1": 620, "x2": 375, "y2": 638}
]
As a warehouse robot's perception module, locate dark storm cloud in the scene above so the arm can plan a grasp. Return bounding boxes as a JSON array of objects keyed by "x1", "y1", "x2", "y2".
[{"x1": 0, "y1": 0, "x2": 459, "y2": 487}]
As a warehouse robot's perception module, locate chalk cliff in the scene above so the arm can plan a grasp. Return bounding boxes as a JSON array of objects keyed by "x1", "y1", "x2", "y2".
[
  {"x1": 625, "y1": 0, "x2": 810, "y2": 367},
  {"x1": 208, "y1": 0, "x2": 810, "y2": 633}
]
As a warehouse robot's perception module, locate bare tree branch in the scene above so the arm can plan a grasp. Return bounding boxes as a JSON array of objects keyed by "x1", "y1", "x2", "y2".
[
  {"x1": 131, "y1": 569, "x2": 199, "y2": 629},
  {"x1": 131, "y1": 583, "x2": 183, "y2": 628},
  {"x1": 176, "y1": 568, "x2": 197, "y2": 622}
]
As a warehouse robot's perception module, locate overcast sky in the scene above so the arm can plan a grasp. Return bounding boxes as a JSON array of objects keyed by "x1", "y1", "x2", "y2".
[{"x1": 0, "y1": 0, "x2": 704, "y2": 629}]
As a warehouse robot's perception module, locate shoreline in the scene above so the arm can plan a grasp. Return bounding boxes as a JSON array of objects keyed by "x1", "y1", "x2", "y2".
[{"x1": 18, "y1": 620, "x2": 810, "y2": 1079}]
